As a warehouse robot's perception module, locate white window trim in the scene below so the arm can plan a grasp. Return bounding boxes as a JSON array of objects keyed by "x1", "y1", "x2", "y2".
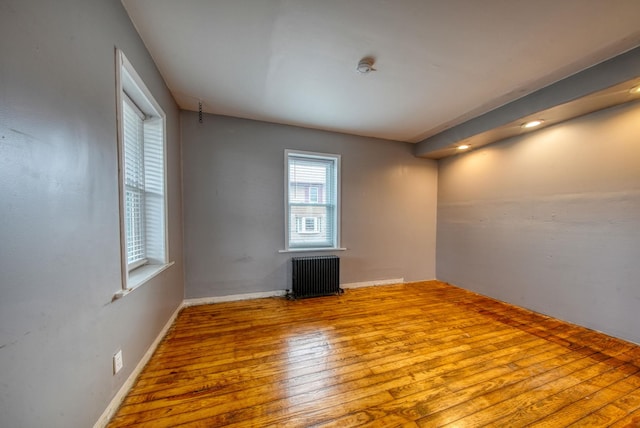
[
  {"x1": 114, "y1": 48, "x2": 171, "y2": 297},
  {"x1": 281, "y1": 149, "x2": 346, "y2": 253}
]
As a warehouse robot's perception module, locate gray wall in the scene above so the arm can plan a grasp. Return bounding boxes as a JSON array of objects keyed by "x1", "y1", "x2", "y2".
[
  {"x1": 182, "y1": 112, "x2": 438, "y2": 298},
  {"x1": 437, "y1": 101, "x2": 640, "y2": 344},
  {"x1": 0, "y1": 1, "x2": 184, "y2": 427}
]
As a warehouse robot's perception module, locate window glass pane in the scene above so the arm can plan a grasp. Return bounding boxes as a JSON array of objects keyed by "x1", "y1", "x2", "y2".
[
  {"x1": 123, "y1": 99, "x2": 146, "y2": 265},
  {"x1": 125, "y1": 188, "x2": 145, "y2": 264}
]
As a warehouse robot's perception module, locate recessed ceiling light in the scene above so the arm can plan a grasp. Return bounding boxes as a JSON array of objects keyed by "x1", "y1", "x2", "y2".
[
  {"x1": 521, "y1": 119, "x2": 544, "y2": 129},
  {"x1": 630, "y1": 84, "x2": 640, "y2": 95},
  {"x1": 457, "y1": 144, "x2": 470, "y2": 150}
]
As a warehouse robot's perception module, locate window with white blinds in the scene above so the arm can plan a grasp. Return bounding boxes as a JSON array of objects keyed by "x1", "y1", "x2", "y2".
[
  {"x1": 117, "y1": 49, "x2": 168, "y2": 289},
  {"x1": 285, "y1": 150, "x2": 340, "y2": 250},
  {"x1": 123, "y1": 97, "x2": 146, "y2": 267}
]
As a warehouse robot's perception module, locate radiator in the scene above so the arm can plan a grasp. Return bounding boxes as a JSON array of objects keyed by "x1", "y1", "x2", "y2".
[{"x1": 290, "y1": 256, "x2": 341, "y2": 299}]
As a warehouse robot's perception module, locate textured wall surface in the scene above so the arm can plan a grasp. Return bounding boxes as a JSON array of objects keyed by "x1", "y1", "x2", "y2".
[
  {"x1": 0, "y1": 1, "x2": 184, "y2": 426},
  {"x1": 181, "y1": 112, "x2": 438, "y2": 298},
  {"x1": 437, "y1": 101, "x2": 640, "y2": 344}
]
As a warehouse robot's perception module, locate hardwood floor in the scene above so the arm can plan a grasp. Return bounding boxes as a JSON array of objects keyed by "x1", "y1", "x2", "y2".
[{"x1": 107, "y1": 281, "x2": 640, "y2": 427}]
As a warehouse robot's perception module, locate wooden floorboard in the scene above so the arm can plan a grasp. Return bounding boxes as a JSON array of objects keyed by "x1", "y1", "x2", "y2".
[{"x1": 107, "y1": 281, "x2": 640, "y2": 427}]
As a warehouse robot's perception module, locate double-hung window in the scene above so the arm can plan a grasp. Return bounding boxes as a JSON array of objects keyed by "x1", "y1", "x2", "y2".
[
  {"x1": 285, "y1": 150, "x2": 340, "y2": 250},
  {"x1": 116, "y1": 49, "x2": 169, "y2": 291}
]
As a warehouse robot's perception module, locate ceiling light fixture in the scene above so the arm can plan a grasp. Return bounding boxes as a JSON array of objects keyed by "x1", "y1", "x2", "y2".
[
  {"x1": 356, "y1": 57, "x2": 376, "y2": 74},
  {"x1": 630, "y1": 84, "x2": 640, "y2": 95},
  {"x1": 521, "y1": 119, "x2": 544, "y2": 129},
  {"x1": 457, "y1": 144, "x2": 470, "y2": 150}
]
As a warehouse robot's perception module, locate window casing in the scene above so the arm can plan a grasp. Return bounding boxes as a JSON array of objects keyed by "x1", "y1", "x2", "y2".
[
  {"x1": 285, "y1": 150, "x2": 340, "y2": 250},
  {"x1": 116, "y1": 49, "x2": 168, "y2": 291}
]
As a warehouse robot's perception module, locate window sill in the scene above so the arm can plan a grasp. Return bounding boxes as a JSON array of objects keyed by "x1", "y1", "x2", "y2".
[
  {"x1": 113, "y1": 261, "x2": 175, "y2": 301},
  {"x1": 278, "y1": 248, "x2": 347, "y2": 253}
]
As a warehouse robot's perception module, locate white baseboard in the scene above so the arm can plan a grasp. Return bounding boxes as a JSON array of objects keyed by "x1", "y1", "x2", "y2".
[
  {"x1": 341, "y1": 278, "x2": 404, "y2": 289},
  {"x1": 183, "y1": 289, "x2": 288, "y2": 307},
  {"x1": 93, "y1": 303, "x2": 183, "y2": 428},
  {"x1": 184, "y1": 282, "x2": 406, "y2": 304}
]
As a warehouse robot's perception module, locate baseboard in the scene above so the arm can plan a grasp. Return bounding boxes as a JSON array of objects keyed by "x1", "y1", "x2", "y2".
[
  {"x1": 341, "y1": 278, "x2": 404, "y2": 289},
  {"x1": 93, "y1": 302, "x2": 183, "y2": 428},
  {"x1": 183, "y1": 282, "x2": 407, "y2": 304},
  {"x1": 183, "y1": 289, "x2": 288, "y2": 307}
]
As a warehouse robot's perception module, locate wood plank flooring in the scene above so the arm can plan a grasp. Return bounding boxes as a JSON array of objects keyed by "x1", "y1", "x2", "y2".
[{"x1": 107, "y1": 281, "x2": 640, "y2": 427}]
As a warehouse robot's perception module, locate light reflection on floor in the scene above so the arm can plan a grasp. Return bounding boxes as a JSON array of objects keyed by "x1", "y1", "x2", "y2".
[{"x1": 282, "y1": 326, "x2": 335, "y2": 404}]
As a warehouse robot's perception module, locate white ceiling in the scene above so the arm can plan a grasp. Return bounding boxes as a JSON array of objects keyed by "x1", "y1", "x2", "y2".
[{"x1": 122, "y1": 0, "x2": 640, "y2": 143}]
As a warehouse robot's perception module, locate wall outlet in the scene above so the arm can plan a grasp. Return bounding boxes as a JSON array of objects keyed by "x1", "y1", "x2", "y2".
[{"x1": 113, "y1": 349, "x2": 123, "y2": 374}]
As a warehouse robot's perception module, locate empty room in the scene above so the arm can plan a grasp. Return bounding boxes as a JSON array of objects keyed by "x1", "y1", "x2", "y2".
[{"x1": 2, "y1": 1, "x2": 640, "y2": 427}]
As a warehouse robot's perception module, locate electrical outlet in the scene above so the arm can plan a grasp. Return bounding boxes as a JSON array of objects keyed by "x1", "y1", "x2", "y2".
[{"x1": 113, "y1": 349, "x2": 123, "y2": 374}]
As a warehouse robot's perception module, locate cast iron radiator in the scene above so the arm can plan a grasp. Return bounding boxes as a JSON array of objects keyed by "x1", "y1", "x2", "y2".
[{"x1": 289, "y1": 255, "x2": 341, "y2": 299}]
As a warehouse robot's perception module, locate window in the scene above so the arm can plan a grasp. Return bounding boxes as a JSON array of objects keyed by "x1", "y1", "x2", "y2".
[
  {"x1": 285, "y1": 150, "x2": 340, "y2": 250},
  {"x1": 116, "y1": 49, "x2": 168, "y2": 291}
]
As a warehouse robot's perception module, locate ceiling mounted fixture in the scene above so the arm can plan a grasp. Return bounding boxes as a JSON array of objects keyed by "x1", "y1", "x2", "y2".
[
  {"x1": 521, "y1": 119, "x2": 544, "y2": 129},
  {"x1": 356, "y1": 57, "x2": 376, "y2": 74},
  {"x1": 630, "y1": 84, "x2": 640, "y2": 94},
  {"x1": 457, "y1": 144, "x2": 470, "y2": 150}
]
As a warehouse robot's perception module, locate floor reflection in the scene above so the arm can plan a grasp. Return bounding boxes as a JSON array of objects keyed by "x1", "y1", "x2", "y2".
[{"x1": 282, "y1": 327, "x2": 335, "y2": 404}]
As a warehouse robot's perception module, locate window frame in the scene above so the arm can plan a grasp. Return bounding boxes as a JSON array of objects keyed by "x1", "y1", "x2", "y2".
[
  {"x1": 283, "y1": 149, "x2": 343, "y2": 252},
  {"x1": 115, "y1": 48, "x2": 171, "y2": 295}
]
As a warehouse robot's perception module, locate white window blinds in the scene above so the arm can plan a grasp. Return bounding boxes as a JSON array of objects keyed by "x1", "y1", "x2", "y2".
[
  {"x1": 286, "y1": 151, "x2": 340, "y2": 249},
  {"x1": 123, "y1": 97, "x2": 146, "y2": 266}
]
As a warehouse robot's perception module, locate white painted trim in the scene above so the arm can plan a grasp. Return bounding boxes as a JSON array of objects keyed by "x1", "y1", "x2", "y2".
[
  {"x1": 183, "y1": 289, "x2": 288, "y2": 307},
  {"x1": 341, "y1": 278, "x2": 404, "y2": 289},
  {"x1": 127, "y1": 261, "x2": 175, "y2": 291},
  {"x1": 278, "y1": 247, "x2": 347, "y2": 253},
  {"x1": 115, "y1": 47, "x2": 128, "y2": 292},
  {"x1": 113, "y1": 261, "x2": 176, "y2": 300},
  {"x1": 93, "y1": 302, "x2": 183, "y2": 428}
]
